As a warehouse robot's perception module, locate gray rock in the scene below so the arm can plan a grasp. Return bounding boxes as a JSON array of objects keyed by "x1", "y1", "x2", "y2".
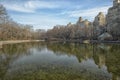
[{"x1": 98, "y1": 32, "x2": 113, "y2": 41}]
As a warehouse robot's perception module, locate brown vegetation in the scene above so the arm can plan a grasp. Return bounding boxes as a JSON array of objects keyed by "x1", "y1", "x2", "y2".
[{"x1": 0, "y1": 4, "x2": 45, "y2": 40}]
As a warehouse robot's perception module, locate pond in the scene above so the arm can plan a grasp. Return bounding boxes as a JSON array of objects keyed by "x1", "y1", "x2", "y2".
[{"x1": 0, "y1": 42, "x2": 120, "y2": 80}]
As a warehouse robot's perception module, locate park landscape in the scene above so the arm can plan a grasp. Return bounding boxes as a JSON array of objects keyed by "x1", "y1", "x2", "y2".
[{"x1": 0, "y1": 0, "x2": 120, "y2": 80}]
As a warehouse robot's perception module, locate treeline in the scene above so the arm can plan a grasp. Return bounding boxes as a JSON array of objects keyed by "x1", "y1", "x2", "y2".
[
  {"x1": 46, "y1": 21, "x2": 93, "y2": 40},
  {"x1": 45, "y1": 0, "x2": 120, "y2": 41},
  {"x1": 1, "y1": 2, "x2": 120, "y2": 41},
  {"x1": 45, "y1": 17, "x2": 99, "y2": 41},
  {"x1": 45, "y1": 11, "x2": 120, "y2": 41},
  {"x1": 0, "y1": 4, "x2": 45, "y2": 40}
]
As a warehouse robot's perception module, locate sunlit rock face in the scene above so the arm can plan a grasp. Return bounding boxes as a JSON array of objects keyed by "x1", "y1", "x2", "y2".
[
  {"x1": 93, "y1": 12, "x2": 106, "y2": 39},
  {"x1": 106, "y1": 0, "x2": 120, "y2": 40}
]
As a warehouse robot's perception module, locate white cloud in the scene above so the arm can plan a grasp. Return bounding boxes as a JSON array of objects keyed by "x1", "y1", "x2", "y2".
[
  {"x1": 2, "y1": 0, "x2": 69, "y2": 13},
  {"x1": 25, "y1": 1, "x2": 60, "y2": 9},
  {"x1": 61, "y1": 6, "x2": 112, "y2": 21},
  {"x1": 1, "y1": 0, "x2": 112, "y2": 29},
  {"x1": 3, "y1": 4, "x2": 35, "y2": 13}
]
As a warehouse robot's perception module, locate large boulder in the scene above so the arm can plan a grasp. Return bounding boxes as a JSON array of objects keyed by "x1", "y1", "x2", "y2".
[{"x1": 98, "y1": 32, "x2": 113, "y2": 41}]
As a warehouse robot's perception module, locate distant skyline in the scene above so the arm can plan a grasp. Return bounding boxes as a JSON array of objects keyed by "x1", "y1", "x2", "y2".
[{"x1": 1, "y1": 0, "x2": 112, "y2": 30}]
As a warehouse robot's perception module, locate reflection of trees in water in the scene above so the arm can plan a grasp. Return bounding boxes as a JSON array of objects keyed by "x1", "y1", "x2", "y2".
[
  {"x1": 93, "y1": 44, "x2": 120, "y2": 80},
  {"x1": 105, "y1": 44, "x2": 120, "y2": 80},
  {"x1": 47, "y1": 43, "x2": 120, "y2": 80},
  {"x1": 0, "y1": 42, "x2": 120, "y2": 80},
  {"x1": 47, "y1": 43, "x2": 93, "y2": 63},
  {"x1": 0, "y1": 42, "x2": 45, "y2": 80},
  {"x1": 0, "y1": 43, "x2": 30, "y2": 80},
  {"x1": 47, "y1": 43, "x2": 108, "y2": 68}
]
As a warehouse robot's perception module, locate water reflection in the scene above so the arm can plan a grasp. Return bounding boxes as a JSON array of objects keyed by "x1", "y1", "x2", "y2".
[{"x1": 0, "y1": 42, "x2": 120, "y2": 80}]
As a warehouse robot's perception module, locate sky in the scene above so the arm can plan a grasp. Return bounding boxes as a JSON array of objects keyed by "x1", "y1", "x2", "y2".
[{"x1": 0, "y1": 0, "x2": 113, "y2": 30}]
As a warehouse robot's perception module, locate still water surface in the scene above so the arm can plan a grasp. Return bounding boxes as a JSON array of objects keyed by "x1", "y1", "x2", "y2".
[{"x1": 0, "y1": 42, "x2": 120, "y2": 80}]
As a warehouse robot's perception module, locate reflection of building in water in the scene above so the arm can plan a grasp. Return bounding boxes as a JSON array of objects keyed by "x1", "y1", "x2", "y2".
[
  {"x1": 98, "y1": 44, "x2": 111, "y2": 51},
  {"x1": 116, "y1": 76, "x2": 120, "y2": 80},
  {"x1": 93, "y1": 52, "x2": 106, "y2": 68},
  {"x1": 98, "y1": 54, "x2": 106, "y2": 68},
  {"x1": 112, "y1": 74, "x2": 120, "y2": 80},
  {"x1": 0, "y1": 43, "x2": 2, "y2": 48},
  {"x1": 0, "y1": 45, "x2": 2, "y2": 48},
  {"x1": 93, "y1": 43, "x2": 120, "y2": 80},
  {"x1": 105, "y1": 44, "x2": 120, "y2": 80},
  {"x1": 93, "y1": 44, "x2": 107, "y2": 68}
]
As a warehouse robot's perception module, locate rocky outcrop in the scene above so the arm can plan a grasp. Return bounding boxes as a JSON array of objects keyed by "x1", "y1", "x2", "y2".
[
  {"x1": 93, "y1": 12, "x2": 106, "y2": 39},
  {"x1": 106, "y1": 0, "x2": 120, "y2": 40},
  {"x1": 98, "y1": 32, "x2": 113, "y2": 41}
]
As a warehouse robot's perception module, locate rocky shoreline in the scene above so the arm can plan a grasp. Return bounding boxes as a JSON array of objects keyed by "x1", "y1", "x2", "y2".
[{"x1": 45, "y1": 39, "x2": 120, "y2": 44}]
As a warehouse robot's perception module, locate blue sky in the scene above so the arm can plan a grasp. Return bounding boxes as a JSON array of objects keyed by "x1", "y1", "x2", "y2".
[{"x1": 0, "y1": 0, "x2": 113, "y2": 30}]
